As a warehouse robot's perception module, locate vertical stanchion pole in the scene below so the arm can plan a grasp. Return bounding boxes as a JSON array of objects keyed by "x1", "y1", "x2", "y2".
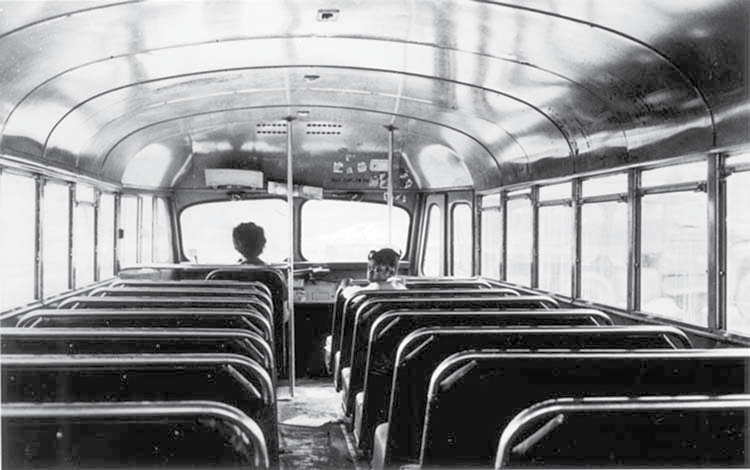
[
  {"x1": 385, "y1": 125, "x2": 396, "y2": 245},
  {"x1": 284, "y1": 116, "x2": 296, "y2": 397}
]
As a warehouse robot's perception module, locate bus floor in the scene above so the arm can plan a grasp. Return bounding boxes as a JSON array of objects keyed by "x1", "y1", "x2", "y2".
[{"x1": 277, "y1": 377, "x2": 365, "y2": 470}]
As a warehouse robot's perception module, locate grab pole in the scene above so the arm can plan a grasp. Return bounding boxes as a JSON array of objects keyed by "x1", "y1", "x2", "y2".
[
  {"x1": 284, "y1": 116, "x2": 296, "y2": 396},
  {"x1": 385, "y1": 125, "x2": 396, "y2": 245}
]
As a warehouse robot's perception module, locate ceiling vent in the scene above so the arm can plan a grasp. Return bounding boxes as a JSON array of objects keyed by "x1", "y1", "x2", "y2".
[
  {"x1": 256, "y1": 122, "x2": 287, "y2": 135},
  {"x1": 306, "y1": 122, "x2": 342, "y2": 135}
]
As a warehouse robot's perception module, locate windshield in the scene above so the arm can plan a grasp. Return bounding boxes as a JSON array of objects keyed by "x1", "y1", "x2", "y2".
[
  {"x1": 180, "y1": 198, "x2": 410, "y2": 263},
  {"x1": 180, "y1": 199, "x2": 289, "y2": 264}
]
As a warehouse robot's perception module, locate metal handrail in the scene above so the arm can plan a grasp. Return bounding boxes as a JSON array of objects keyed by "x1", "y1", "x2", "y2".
[
  {"x1": 495, "y1": 394, "x2": 750, "y2": 468},
  {"x1": 1, "y1": 400, "x2": 270, "y2": 469},
  {"x1": 1, "y1": 352, "x2": 275, "y2": 405},
  {"x1": 15, "y1": 309, "x2": 274, "y2": 341},
  {"x1": 0, "y1": 327, "x2": 274, "y2": 371}
]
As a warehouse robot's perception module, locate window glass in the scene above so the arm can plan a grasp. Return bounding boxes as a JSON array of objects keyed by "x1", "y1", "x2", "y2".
[
  {"x1": 140, "y1": 195, "x2": 153, "y2": 264},
  {"x1": 154, "y1": 198, "x2": 173, "y2": 263},
  {"x1": 641, "y1": 192, "x2": 707, "y2": 326},
  {"x1": 181, "y1": 199, "x2": 289, "y2": 263},
  {"x1": 508, "y1": 188, "x2": 531, "y2": 196},
  {"x1": 98, "y1": 193, "x2": 115, "y2": 279},
  {"x1": 726, "y1": 171, "x2": 750, "y2": 335},
  {"x1": 581, "y1": 201, "x2": 628, "y2": 307},
  {"x1": 506, "y1": 197, "x2": 532, "y2": 285},
  {"x1": 74, "y1": 202, "x2": 95, "y2": 287},
  {"x1": 726, "y1": 153, "x2": 750, "y2": 167},
  {"x1": 451, "y1": 203, "x2": 472, "y2": 276},
  {"x1": 76, "y1": 184, "x2": 95, "y2": 204},
  {"x1": 422, "y1": 204, "x2": 443, "y2": 276},
  {"x1": 120, "y1": 195, "x2": 139, "y2": 267},
  {"x1": 0, "y1": 172, "x2": 37, "y2": 310},
  {"x1": 582, "y1": 174, "x2": 627, "y2": 198},
  {"x1": 43, "y1": 182, "x2": 70, "y2": 296},
  {"x1": 481, "y1": 193, "x2": 501, "y2": 208},
  {"x1": 538, "y1": 205, "x2": 571, "y2": 295},
  {"x1": 301, "y1": 200, "x2": 410, "y2": 262},
  {"x1": 539, "y1": 182, "x2": 571, "y2": 201},
  {"x1": 641, "y1": 161, "x2": 706, "y2": 187},
  {"x1": 481, "y1": 207, "x2": 502, "y2": 279}
]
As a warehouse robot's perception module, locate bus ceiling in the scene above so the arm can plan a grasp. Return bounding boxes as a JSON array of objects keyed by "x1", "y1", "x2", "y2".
[{"x1": 0, "y1": 0, "x2": 746, "y2": 191}]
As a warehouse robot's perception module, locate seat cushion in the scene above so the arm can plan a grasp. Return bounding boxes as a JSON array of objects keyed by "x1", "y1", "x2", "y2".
[
  {"x1": 334, "y1": 351, "x2": 341, "y2": 390},
  {"x1": 371, "y1": 423, "x2": 389, "y2": 470},
  {"x1": 324, "y1": 335, "x2": 332, "y2": 375},
  {"x1": 341, "y1": 367, "x2": 351, "y2": 414},
  {"x1": 354, "y1": 392, "x2": 364, "y2": 445}
]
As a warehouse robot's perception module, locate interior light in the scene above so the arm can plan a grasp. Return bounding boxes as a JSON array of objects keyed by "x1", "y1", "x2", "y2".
[
  {"x1": 297, "y1": 110, "x2": 310, "y2": 117},
  {"x1": 304, "y1": 74, "x2": 320, "y2": 83}
]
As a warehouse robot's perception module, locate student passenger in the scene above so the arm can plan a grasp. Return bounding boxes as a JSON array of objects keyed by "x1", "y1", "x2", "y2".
[
  {"x1": 341, "y1": 248, "x2": 406, "y2": 298},
  {"x1": 328, "y1": 248, "x2": 407, "y2": 373},
  {"x1": 233, "y1": 222, "x2": 267, "y2": 265}
]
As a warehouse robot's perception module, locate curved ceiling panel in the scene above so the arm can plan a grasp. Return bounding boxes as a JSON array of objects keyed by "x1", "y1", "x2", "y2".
[{"x1": 0, "y1": 0, "x2": 744, "y2": 190}]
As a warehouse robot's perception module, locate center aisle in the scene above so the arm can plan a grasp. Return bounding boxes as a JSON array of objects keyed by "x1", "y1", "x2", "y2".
[{"x1": 277, "y1": 378, "x2": 365, "y2": 470}]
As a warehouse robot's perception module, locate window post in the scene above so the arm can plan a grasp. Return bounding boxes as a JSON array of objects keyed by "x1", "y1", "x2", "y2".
[{"x1": 707, "y1": 152, "x2": 727, "y2": 330}]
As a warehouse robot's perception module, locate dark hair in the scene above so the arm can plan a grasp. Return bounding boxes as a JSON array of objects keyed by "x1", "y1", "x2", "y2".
[
  {"x1": 233, "y1": 222, "x2": 266, "y2": 260},
  {"x1": 368, "y1": 248, "x2": 401, "y2": 269}
]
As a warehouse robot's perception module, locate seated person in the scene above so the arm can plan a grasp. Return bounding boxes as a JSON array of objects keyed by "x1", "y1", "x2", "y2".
[
  {"x1": 233, "y1": 222, "x2": 266, "y2": 265},
  {"x1": 341, "y1": 248, "x2": 406, "y2": 298}
]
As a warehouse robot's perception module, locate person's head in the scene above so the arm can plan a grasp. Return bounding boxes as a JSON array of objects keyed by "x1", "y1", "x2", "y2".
[
  {"x1": 367, "y1": 248, "x2": 401, "y2": 282},
  {"x1": 233, "y1": 222, "x2": 266, "y2": 261}
]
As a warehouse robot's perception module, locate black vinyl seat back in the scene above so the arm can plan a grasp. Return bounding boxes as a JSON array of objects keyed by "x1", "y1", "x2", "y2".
[
  {"x1": 339, "y1": 294, "x2": 558, "y2": 385},
  {"x1": 381, "y1": 325, "x2": 692, "y2": 465},
  {"x1": 402, "y1": 278, "x2": 494, "y2": 289},
  {"x1": 1, "y1": 353, "x2": 279, "y2": 466},
  {"x1": 419, "y1": 349, "x2": 750, "y2": 469},
  {"x1": 358, "y1": 309, "x2": 613, "y2": 454},
  {"x1": 331, "y1": 286, "x2": 518, "y2": 375},
  {"x1": 328, "y1": 280, "x2": 370, "y2": 371},
  {"x1": 0, "y1": 327, "x2": 275, "y2": 373},
  {"x1": 2, "y1": 401, "x2": 270, "y2": 469},
  {"x1": 91, "y1": 286, "x2": 273, "y2": 313},
  {"x1": 57, "y1": 296, "x2": 273, "y2": 326},
  {"x1": 205, "y1": 267, "x2": 288, "y2": 374},
  {"x1": 495, "y1": 395, "x2": 750, "y2": 468},
  {"x1": 109, "y1": 279, "x2": 273, "y2": 298},
  {"x1": 16, "y1": 309, "x2": 273, "y2": 343}
]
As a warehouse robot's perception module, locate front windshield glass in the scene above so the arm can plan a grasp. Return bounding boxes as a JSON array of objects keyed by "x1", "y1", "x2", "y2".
[
  {"x1": 301, "y1": 200, "x2": 410, "y2": 262},
  {"x1": 180, "y1": 199, "x2": 289, "y2": 264}
]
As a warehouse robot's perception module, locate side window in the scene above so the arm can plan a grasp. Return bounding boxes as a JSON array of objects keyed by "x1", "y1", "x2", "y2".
[
  {"x1": 120, "y1": 195, "x2": 139, "y2": 268},
  {"x1": 0, "y1": 172, "x2": 37, "y2": 310},
  {"x1": 451, "y1": 203, "x2": 473, "y2": 277},
  {"x1": 98, "y1": 192, "x2": 116, "y2": 279},
  {"x1": 640, "y1": 163, "x2": 708, "y2": 327},
  {"x1": 74, "y1": 184, "x2": 96, "y2": 287},
  {"x1": 153, "y1": 197, "x2": 173, "y2": 263},
  {"x1": 580, "y1": 174, "x2": 628, "y2": 308},
  {"x1": 506, "y1": 194, "x2": 532, "y2": 285},
  {"x1": 140, "y1": 195, "x2": 153, "y2": 264},
  {"x1": 480, "y1": 194, "x2": 502, "y2": 279},
  {"x1": 581, "y1": 201, "x2": 628, "y2": 307},
  {"x1": 726, "y1": 168, "x2": 750, "y2": 335},
  {"x1": 538, "y1": 183, "x2": 572, "y2": 295},
  {"x1": 43, "y1": 181, "x2": 71, "y2": 296},
  {"x1": 538, "y1": 204, "x2": 572, "y2": 296},
  {"x1": 422, "y1": 204, "x2": 443, "y2": 276}
]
